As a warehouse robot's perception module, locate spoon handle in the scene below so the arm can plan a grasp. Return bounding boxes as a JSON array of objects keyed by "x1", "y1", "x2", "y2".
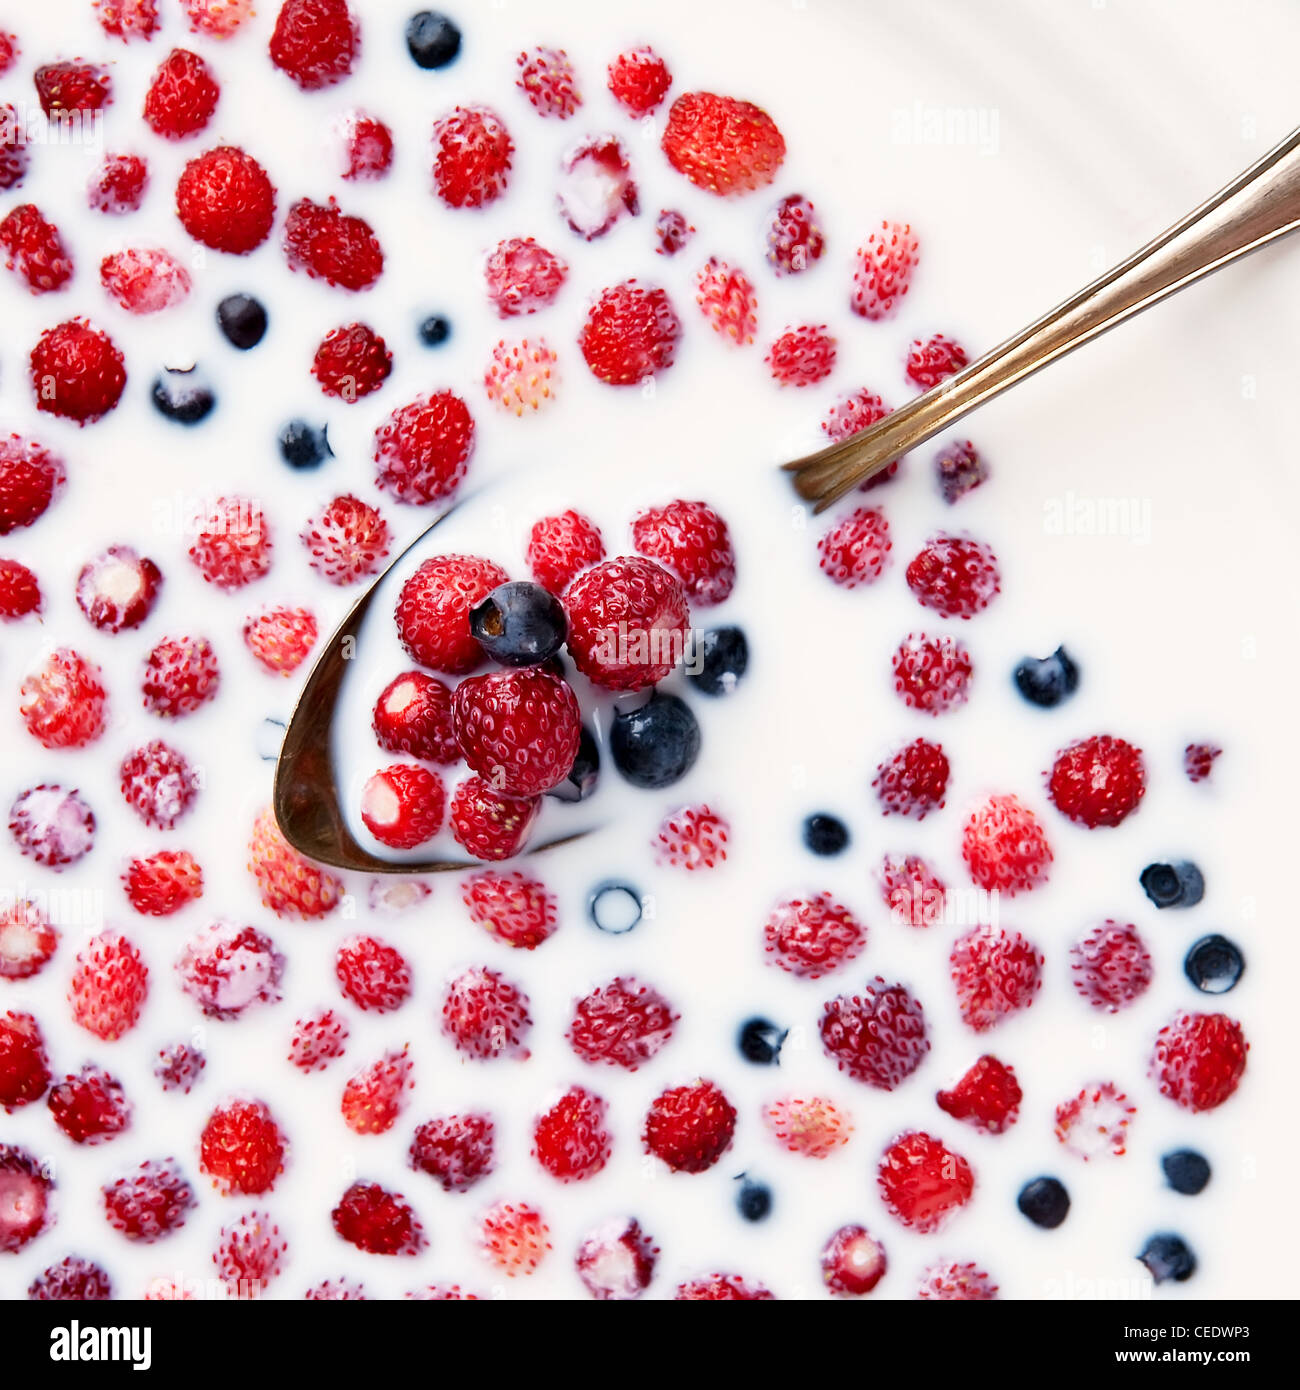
[{"x1": 785, "y1": 124, "x2": 1300, "y2": 510}]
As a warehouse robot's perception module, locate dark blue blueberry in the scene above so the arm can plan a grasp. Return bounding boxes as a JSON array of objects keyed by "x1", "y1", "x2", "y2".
[
  {"x1": 1017, "y1": 1176, "x2": 1070, "y2": 1229},
  {"x1": 1140, "y1": 860, "x2": 1205, "y2": 909},
  {"x1": 406, "y1": 11, "x2": 461, "y2": 68},
  {"x1": 738, "y1": 1017, "x2": 786, "y2": 1066},
  {"x1": 216, "y1": 293, "x2": 267, "y2": 350},
  {"x1": 470, "y1": 582, "x2": 566, "y2": 667},
  {"x1": 1162, "y1": 1149, "x2": 1211, "y2": 1196},
  {"x1": 418, "y1": 314, "x2": 451, "y2": 346},
  {"x1": 610, "y1": 692, "x2": 700, "y2": 789},
  {"x1": 547, "y1": 725, "x2": 599, "y2": 803},
  {"x1": 1184, "y1": 934, "x2": 1244, "y2": 994},
  {"x1": 278, "y1": 419, "x2": 333, "y2": 470},
  {"x1": 151, "y1": 367, "x2": 215, "y2": 424},
  {"x1": 736, "y1": 1178, "x2": 773, "y2": 1223},
  {"x1": 688, "y1": 625, "x2": 749, "y2": 697},
  {"x1": 587, "y1": 880, "x2": 641, "y2": 934},
  {"x1": 1138, "y1": 1233, "x2": 1196, "y2": 1284},
  {"x1": 803, "y1": 813, "x2": 849, "y2": 857},
  {"x1": 1013, "y1": 646, "x2": 1080, "y2": 707}
]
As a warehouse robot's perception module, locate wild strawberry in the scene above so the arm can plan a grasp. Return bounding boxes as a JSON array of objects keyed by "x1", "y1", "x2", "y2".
[
  {"x1": 248, "y1": 805, "x2": 343, "y2": 918},
  {"x1": 34, "y1": 61, "x2": 112, "y2": 116},
  {"x1": 765, "y1": 1095, "x2": 853, "y2": 1158},
  {"x1": 213, "y1": 1211, "x2": 287, "y2": 1295},
  {"x1": 662, "y1": 91, "x2": 785, "y2": 195},
  {"x1": 1, "y1": 204, "x2": 74, "y2": 293},
  {"x1": 918, "y1": 1262, "x2": 998, "y2": 1300},
  {"x1": 558, "y1": 135, "x2": 638, "y2": 239},
  {"x1": 409, "y1": 1113, "x2": 494, "y2": 1192},
  {"x1": 819, "y1": 505, "x2": 891, "y2": 588},
  {"x1": 767, "y1": 193, "x2": 825, "y2": 275},
  {"x1": 432, "y1": 105, "x2": 514, "y2": 209},
  {"x1": 452, "y1": 667, "x2": 580, "y2": 797},
  {"x1": 517, "y1": 46, "x2": 581, "y2": 118},
  {"x1": 763, "y1": 893, "x2": 866, "y2": 979},
  {"x1": 0, "y1": 900, "x2": 58, "y2": 979},
  {"x1": 396, "y1": 554, "x2": 505, "y2": 674},
  {"x1": 0, "y1": 434, "x2": 65, "y2": 533},
  {"x1": 243, "y1": 605, "x2": 317, "y2": 675},
  {"x1": 696, "y1": 257, "x2": 757, "y2": 344},
  {"x1": 200, "y1": 1099, "x2": 286, "y2": 1193},
  {"x1": 29, "y1": 319, "x2": 127, "y2": 423},
  {"x1": 484, "y1": 237, "x2": 567, "y2": 319},
  {"x1": 462, "y1": 870, "x2": 558, "y2": 950},
  {"x1": 96, "y1": 0, "x2": 160, "y2": 40},
  {"x1": 631, "y1": 499, "x2": 736, "y2": 605},
  {"x1": 0, "y1": 34, "x2": 15, "y2": 73},
  {"x1": 1151, "y1": 1011, "x2": 1247, "y2": 1112},
  {"x1": 608, "y1": 46, "x2": 671, "y2": 113},
  {"x1": 821, "y1": 1225, "x2": 887, "y2": 1296},
  {"x1": 820, "y1": 979, "x2": 929, "y2": 1090},
  {"x1": 20, "y1": 648, "x2": 108, "y2": 749},
  {"x1": 935, "y1": 439, "x2": 987, "y2": 504},
  {"x1": 907, "y1": 333, "x2": 968, "y2": 389},
  {"x1": 891, "y1": 632, "x2": 972, "y2": 716},
  {"x1": 89, "y1": 152, "x2": 149, "y2": 212},
  {"x1": 878, "y1": 1131, "x2": 973, "y2": 1232},
  {"x1": 654, "y1": 803, "x2": 729, "y2": 869},
  {"x1": 71, "y1": 932, "x2": 148, "y2": 1041},
  {"x1": 873, "y1": 738, "x2": 949, "y2": 819},
  {"x1": 183, "y1": 0, "x2": 256, "y2": 37},
  {"x1": 575, "y1": 1217, "x2": 658, "y2": 1300},
  {"x1": 406, "y1": 1285, "x2": 480, "y2": 1301},
  {"x1": 189, "y1": 497, "x2": 272, "y2": 590},
  {"x1": 289, "y1": 1009, "x2": 348, "y2": 1071},
  {"x1": 448, "y1": 777, "x2": 540, "y2": 861},
  {"x1": 655, "y1": 208, "x2": 693, "y2": 256},
  {"x1": 675, "y1": 1274, "x2": 774, "y2": 1301},
  {"x1": 76, "y1": 545, "x2": 162, "y2": 631},
  {"x1": 821, "y1": 389, "x2": 897, "y2": 491},
  {"x1": 269, "y1": 0, "x2": 358, "y2": 90},
  {"x1": 0, "y1": 1012, "x2": 50, "y2": 1110},
  {"x1": 484, "y1": 336, "x2": 558, "y2": 415},
  {"x1": 29, "y1": 1257, "x2": 113, "y2": 1301},
  {"x1": 102, "y1": 245, "x2": 193, "y2": 314},
  {"x1": 155, "y1": 1042, "x2": 205, "y2": 1093},
  {"x1": 0, "y1": 1145, "x2": 52, "y2": 1251},
  {"x1": 442, "y1": 965, "x2": 532, "y2": 1060},
  {"x1": 0, "y1": 102, "x2": 27, "y2": 191},
  {"x1": 936, "y1": 1054, "x2": 1022, "y2": 1134},
  {"x1": 176, "y1": 145, "x2": 276, "y2": 254},
  {"x1": 527, "y1": 509, "x2": 604, "y2": 593},
  {"x1": 962, "y1": 794, "x2": 1053, "y2": 895},
  {"x1": 144, "y1": 48, "x2": 220, "y2": 140},
  {"x1": 0, "y1": 558, "x2": 41, "y2": 619},
  {"x1": 907, "y1": 534, "x2": 1000, "y2": 619},
  {"x1": 123, "y1": 849, "x2": 204, "y2": 916},
  {"x1": 851, "y1": 220, "x2": 919, "y2": 320},
  {"x1": 565, "y1": 556, "x2": 690, "y2": 689},
  {"x1": 333, "y1": 1182, "x2": 424, "y2": 1256},
  {"x1": 1184, "y1": 742, "x2": 1222, "y2": 782},
  {"x1": 373, "y1": 670, "x2": 458, "y2": 762},
  {"x1": 305, "y1": 1279, "x2": 365, "y2": 1300},
  {"x1": 1071, "y1": 920, "x2": 1152, "y2": 1012},
  {"x1": 568, "y1": 976, "x2": 677, "y2": 1070},
  {"x1": 104, "y1": 1158, "x2": 196, "y2": 1242},
  {"x1": 950, "y1": 924, "x2": 1043, "y2": 1032},
  {"x1": 480, "y1": 1201, "x2": 549, "y2": 1275},
  {"x1": 767, "y1": 324, "x2": 836, "y2": 386},
  {"x1": 176, "y1": 921, "x2": 285, "y2": 1019},
  {"x1": 1055, "y1": 1081, "x2": 1135, "y2": 1160},
  {"x1": 342, "y1": 1047, "x2": 413, "y2": 1135},
  {"x1": 533, "y1": 1085, "x2": 612, "y2": 1181},
  {"x1": 334, "y1": 109, "x2": 393, "y2": 181},
  {"x1": 336, "y1": 935, "x2": 413, "y2": 1011},
  {"x1": 1048, "y1": 734, "x2": 1146, "y2": 829},
  {"x1": 301, "y1": 492, "x2": 391, "y2": 585},
  {"x1": 312, "y1": 323, "x2": 392, "y2": 400},
  {"x1": 643, "y1": 1079, "x2": 736, "y2": 1173},
  {"x1": 284, "y1": 196, "x2": 383, "y2": 290},
  {"x1": 579, "y1": 280, "x2": 681, "y2": 385},
  {"x1": 120, "y1": 741, "x2": 198, "y2": 830},
  {"x1": 9, "y1": 785, "x2": 95, "y2": 868},
  {"x1": 374, "y1": 392, "x2": 475, "y2": 505}
]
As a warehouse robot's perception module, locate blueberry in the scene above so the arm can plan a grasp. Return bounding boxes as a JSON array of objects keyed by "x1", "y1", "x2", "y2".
[
  {"x1": 278, "y1": 419, "x2": 333, "y2": 471},
  {"x1": 406, "y1": 11, "x2": 461, "y2": 68},
  {"x1": 587, "y1": 880, "x2": 642, "y2": 934},
  {"x1": 1162, "y1": 1149, "x2": 1211, "y2": 1196},
  {"x1": 216, "y1": 293, "x2": 267, "y2": 350},
  {"x1": 1013, "y1": 646, "x2": 1080, "y2": 707},
  {"x1": 802, "y1": 813, "x2": 849, "y2": 857},
  {"x1": 152, "y1": 367, "x2": 215, "y2": 424},
  {"x1": 610, "y1": 693, "x2": 701, "y2": 789},
  {"x1": 688, "y1": 625, "x2": 749, "y2": 697},
  {"x1": 418, "y1": 314, "x2": 451, "y2": 346},
  {"x1": 737, "y1": 1017, "x2": 786, "y2": 1066},
  {"x1": 736, "y1": 1178, "x2": 773, "y2": 1223},
  {"x1": 1017, "y1": 1176, "x2": 1070, "y2": 1229},
  {"x1": 1183, "y1": 934, "x2": 1244, "y2": 994},
  {"x1": 1139, "y1": 860, "x2": 1205, "y2": 909},
  {"x1": 1137, "y1": 1233, "x2": 1196, "y2": 1284},
  {"x1": 547, "y1": 725, "x2": 599, "y2": 803},
  {"x1": 469, "y1": 582, "x2": 566, "y2": 667}
]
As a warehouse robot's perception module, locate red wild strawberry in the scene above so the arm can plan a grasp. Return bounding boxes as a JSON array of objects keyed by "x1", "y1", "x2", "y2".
[
  {"x1": 873, "y1": 738, "x2": 949, "y2": 819},
  {"x1": 342, "y1": 1048, "x2": 413, "y2": 1135},
  {"x1": 336, "y1": 935, "x2": 413, "y2": 1011},
  {"x1": 96, "y1": 0, "x2": 160, "y2": 40},
  {"x1": 1184, "y1": 742, "x2": 1222, "y2": 782},
  {"x1": 819, "y1": 979, "x2": 929, "y2": 1090},
  {"x1": 374, "y1": 392, "x2": 475, "y2": 505},
  {"x1": 1055, "y1": 1081, "x2": 1135, "y2": 1159},
  {"x1": 0, "y1": 1012, "x2": 51, "y2": 1110},
  {"x1": 565, "y1": 556, "x2": 690, "y2": 690},
  {"x1": 480, "y1": 1201, "x2": 549, "y2": 1276},
  {"x1": 907, "y1": 333, "x2": 968, "y2": 389},
  {"x1": 767, "y1": 324, "x2": 836, "y2": 387},
  {"x1": 29, "y1": 319, "x2": 127, "y2": 423},
  {"x1": 243, "y1": 605, "x2": 317, "y2": 675},
  {"x1": 200, "y1": 1099, "x2": 286, "y2": 1194},
  {"x1": 373, "y1": 671, "x2": 458, "y2": 762},
  {"x1": 9, "y1": 785, "x2": 96, "y2": 868},
  {"x1": 1048, "y1": 734, "x2": 1146, "y2": 829},
  {"x1": 936, "y1": 1054, "x2": 1022, "y2": 1134},
  {"x1": 822, "y1": 386, "x2": 894, "y2": 449},
  {"x1": 176, "y1": 921, "x2": 285, "y2": 1019},
  {"x1": 155, "y1": 1042, "x2": 205, "y2": 1093},
  {"x1": 432, "y1": 105, "x2": 514, "y2": 209},
  {"x1": 0, "y1": 434, "x2": 65, "y2": 534},
  {"x1": 333, "y1": 109, "x2": 393, "y2": 181},
  {"x1": 950, "y1": 924, "x2": 1043, "y2": 1032},
  {"x1": 818, "y1": 506, "x2": 891, "y2": 588},
  {"x1": 1071, "y1": 920, "x2": 1152, "y2": 1012},
  {"x1": 189, "y1": 496, "x2": 273, "y2": 589},
  {"x1": 289, "y1": 1009, "x2": 348, "y2": 1071},
  {"x1": 143, "y1": 635, "x2": 219, "y2": 717},
  {"x1": 483, "y1": 336, "x2": 558, "y2": 415},
  {"x1": 0, "y1": 1146, "x2": 53, "y2": 1251},
  {"x1": 312, "y1": 323, "x2": 392, "y2": 400},
  {"x1": 29, "y1": 1257, "x2": 113, "y2": 1301},
  {"x1": 918, "y1": 1262, "x2": 998, "y2": 1300},
  {"x1": 763, "y1": 893, "x2": 866, "y2": 979},
  {"x1": 579, "y1": 280, "x2": 681, "y2": 385},
  {"x1": 248, "y1": 805, "x2": 343, "y2": 918},
  {"x1": 462, "y1": 870, "x2": 558, "y2": 950},
  {"x1": 396, "y1": 553, "x2": 506, "y2": 673},
  {"x1": 517, "y1": 46, "x2": 581, "y2": 118},
  {"x1": 696, "y1": 257, "x2": 757, "y2": 344},
  {"x1": 643, "y1": 1079, "x2": 736, "y2": 1173},
  {"x1": 662, "y1": 91, "x2": 785, "y2": 195},
  {"x1": 852, "y1": 220, "x2": 919, "y2": 320},
  {"x1": 1151, "y1": 1011, "x2": 1247, "y2": 1113},
  {"x1": 284, "y1": 196, "x2": 383, "y2": 290},
  {"x1": 655, "y1": 209, "x2": 693, "y2": 256},
  {"x1": 935, "y1": 439, "x2": 988, "y2": 504},
  {"x1": 1, "y1": 204, "x2": 74, "y2": 293},
  {"x1": 675, "y1": 1274, "x2": 774, "y2": 1301},
  {"x1": 409, "y1": 1113, "x2": 494, "y2": 1192},
  {"x1": 765, "y1": 1095, "x2": 853, "y2": 1158},
  {"x1": 0, "y1": 900, "x2": 58, "y2": 979},
  {"x1": 0, "y1": 102, "x2": 28, "y2": 192},
  {"x1": 449, "y1": 777, "x2": 540, "y2": 861},
  {"x1": 558, "y1": 135, "x2": 638, "y2": 239},
  {"x1": 0, "y1": 558, "x2": 41, "y2": 620},
  {"x1": 123, "y1": 849, "x2": 204, "y2": 916},
  {"x1": 214, "y1": 1211, "x2": 287, "y2": 1294},
  {"x1": 104, "y1": 1159, "x2": 196, "y2": 1242},
  {"x1": 442, "y1": 965, "x2": 532, "y2": 1060},
  {"x1": 891, "y1": 632, "x2": 972, "y2": 716},
  {"x1": 452, "y1": 667, "x2": 581, "y2": 797},
  {"x1": 101, "y1": 246, "x2": 192, "y2": 314},
  {"x1": 608, "y1": 46, "x2": 671, "y2": 113},
  {"x1": 575, "y1": 1217, "x2": 658, "y2": 1300},
  {"x1": 77, "y1": 545, "x2": 162, "y2": 631},
  {"x1": 533, "y1": 1085, "x2": 612, "y2": 1181},
  {"x1": 527, "y1": 509, "x2": 604, "y2": 593},
  {"x1": 89, "y1": 153, "x2": 149, "y2": 213},
  {"x1": 269, "y1": 0, "x2": 358, "y2": 91},
  {"x1": 34, "y1": 61, "x2": 112, "y2": 116},
  {"x1": 71, "y1": 932, "x2": 148, "y2": 1040},
  {"x1": 301, "y1": 492, "x2": 391, "y2": 585},
  {"x1": 907, "y1": 534, "x2": 1000, "y2": 619},
  {"x1": 878, "y1": 1131, "x2": 973, "y2": 1233},
  {"x1": 962, "y1": 794, "x2": 1053, "y2": 895},
  {"x1": 568, "y1": 976, "x2": 677, "y2": 1070},
  {"x1": 184, "y1": 0, "x2": 256, "y2": 37},
  {"x1": 120, "y1": 740, "x2": 199, "y2": 828},
  {"x1": 485, "y1": 237, "x2": 567, "y2": 318},
  {"x1": 821, "y1": 1225, "x2": 886, "y2": 1297},
  {"x1": 305, "y1": 1279, "x2": 366, "y2": 1301},
  {"x1": 144, "y1": 48, "x2": 220, "y2": 139},
  {"x1": 767, "y1": 193, "x2": 825, "y2": 274},
  {"x1": 20, "y1": 648, "x2": 108, "y2": 749},
  {"x1": 176, "y1": 145, "x2": 276, "y2": 254},
  {"x1": 632, "y1": 499, "x2": 736, "y2": 605},
  {"x1": 406, "y1": 1285, "x2": 480, "y2": 1301},
  {"x1": 654, "y1": 803, "x2": 729, "y2": 869}
]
